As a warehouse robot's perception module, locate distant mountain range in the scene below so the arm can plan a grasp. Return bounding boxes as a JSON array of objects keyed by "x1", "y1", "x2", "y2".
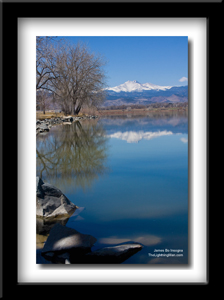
[
  {"x1": 103, "y1": 80, "x2": 188, "y2": 107},
  {"x1": 105, "y1": 80, "x2": 173, "y2": 92}
]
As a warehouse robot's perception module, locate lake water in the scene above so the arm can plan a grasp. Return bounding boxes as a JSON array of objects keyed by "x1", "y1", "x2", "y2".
[{"x1": 36, "y1": 111, "x2": 188, "y2": 264}]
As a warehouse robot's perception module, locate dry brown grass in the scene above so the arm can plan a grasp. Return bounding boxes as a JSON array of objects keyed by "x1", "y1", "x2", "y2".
[
  {"x1": 98, "y1": 106, "x2": 188, "y2": 116},
  {"x1": 36, "y1": 111, "x2": 93, "y2": 120},
  {"x1": 36, "y1": 111, "x2": 65, "y2": 120},
  {"x1": 36, "y1": 107, "x2": 188, "y2": 120}
]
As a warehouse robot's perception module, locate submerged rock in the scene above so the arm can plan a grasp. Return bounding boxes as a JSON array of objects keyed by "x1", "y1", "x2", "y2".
[
  {"x1": 83, "y1": 243, "x2": 143, "y2": 264},
  {"x1": 62, "y1": 116, "x2": 73, "y2": 122},
  {"x1": 40, "y1": 223, "x2": 143, "y2": 264},
  {"x1": 41, "y1": 223, "x2": 97, "y2": 261},
  {"x1": 36, "y1": 177, "x2": 78, "y2": 219}
]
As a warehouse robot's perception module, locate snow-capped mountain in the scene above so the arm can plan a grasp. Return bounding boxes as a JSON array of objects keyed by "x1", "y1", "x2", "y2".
[
  {"x1": 105, "y1": 80, "x2": 173, "y2": 93},
  {"x1": 103, "y1": 80, "x2": 188, "y2": 107}
]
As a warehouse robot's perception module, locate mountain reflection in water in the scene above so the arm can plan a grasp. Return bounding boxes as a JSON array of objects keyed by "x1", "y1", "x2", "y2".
[{"x1": 36, "y1": 112, "x2": 188, "y2": 264}]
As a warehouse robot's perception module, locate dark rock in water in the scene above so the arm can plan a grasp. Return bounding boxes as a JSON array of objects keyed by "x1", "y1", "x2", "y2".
[
  {"x1": 41, "y1": 223, "x2": 97, "y2": 261},
  {"x1": 36, "y1": 122, "x2": 50, "y2": 134},
  {"x1": 40, "y1": 223, "x2": 142, "y2": 264},
  {"x1": 36, "y1": 176, "x2": 44, "y2": 198},
  {"x1": 62, "y1": 116, "x2": 73, "y2": 122},
  {"x1": 83, "y1": 243, "x2": 143, "y2": 264},
  {"x1": 38, "y1": 123, "x2": 49, "y2": 132},
  {"x1": 41, "y1": 182, "x2": 64, "y2": 198},
  {"x1": 36, "y1": 177, "x2": 78, "y2": 219}
]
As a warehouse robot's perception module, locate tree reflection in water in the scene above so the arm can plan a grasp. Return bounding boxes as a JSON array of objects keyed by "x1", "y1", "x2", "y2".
[{"x1": 36, "y1": 120, "x2": 109, "y2": 193}]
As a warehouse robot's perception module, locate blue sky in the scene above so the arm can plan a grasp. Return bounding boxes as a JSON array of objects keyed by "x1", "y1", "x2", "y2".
[{"x1": 56, "y1": 36, "x2": 188, "y2": 88}]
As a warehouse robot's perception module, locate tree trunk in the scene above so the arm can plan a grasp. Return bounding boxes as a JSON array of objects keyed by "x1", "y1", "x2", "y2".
[{"x1": 74, "y1": 105, "x2": 81, "y2": 115}]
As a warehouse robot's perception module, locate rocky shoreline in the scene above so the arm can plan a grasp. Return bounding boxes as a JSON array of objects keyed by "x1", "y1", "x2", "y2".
[{"x1": 36, "y1": 115, "x2": 98, "y2": 135}]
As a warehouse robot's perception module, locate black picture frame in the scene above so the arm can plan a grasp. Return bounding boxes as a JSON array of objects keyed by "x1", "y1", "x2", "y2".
[{"x1": 1, "y1": 0, "x2": 215, "y2": 294}]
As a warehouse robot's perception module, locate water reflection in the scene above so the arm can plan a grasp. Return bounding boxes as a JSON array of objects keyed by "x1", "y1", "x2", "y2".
[
  {"x1": 99, "y1": 113, "x2": 188, "y2": 135},
  {"x1": 36, "y1": 113, "x2": 188, "y2": 264},
  {"x1": 108, "y1": 130, "x2": 173, "y2": 143},
  {"x1": 99, "y1": 234, "x2": 161, "y2": 247},
  {"x1": 36, "y1": 120, "x2": 109, "y2": 192}
]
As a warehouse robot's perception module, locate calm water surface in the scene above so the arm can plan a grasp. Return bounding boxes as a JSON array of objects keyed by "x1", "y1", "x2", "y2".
[{"x1": 36, "y1": 112, "x2": 188, "y2": 264}]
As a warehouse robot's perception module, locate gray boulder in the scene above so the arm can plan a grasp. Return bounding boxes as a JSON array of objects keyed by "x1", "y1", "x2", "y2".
[
  {"x1": 36, "y1": 176, "x2": 44, "y2": 198},
  {"x1": 36, "y1": 177, "x2": 78, "y2": 219},
  {"x1": 62, "y1": 116, "x2": 73, "y2": 122},
  {"x1": 39, "y1": 222, "x2": 143, "y2": 264},
  {"x1": 83, "y1": 243, "x2": 143, "y2": 264},
  {"x1": 37, "y1": 123, "x2": 49, "y2": 132},
  {"x1": 41, "y1": 223, "x2": 97, "y2": 258}
]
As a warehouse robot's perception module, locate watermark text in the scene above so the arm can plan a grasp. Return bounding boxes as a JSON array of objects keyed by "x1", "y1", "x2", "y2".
[{"x1": 148, "y1": 248, "x2": 183, "y2": 258}]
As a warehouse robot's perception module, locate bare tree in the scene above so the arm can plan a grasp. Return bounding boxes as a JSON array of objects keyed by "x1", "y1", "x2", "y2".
[
  {"x1": 36, "y1": 89, "x2": 52, "y2": 114},
  {"x1": 36, "y1": 37, "x2": 60, "y2": 92},
  {"x1": 36, "y1": 38, "x2": 107, "y2": 115},
  {"x1": 52, "y1": 42, "x2": 107, "y2": 115}
]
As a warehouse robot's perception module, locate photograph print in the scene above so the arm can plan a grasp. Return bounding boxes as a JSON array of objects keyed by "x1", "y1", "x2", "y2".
[{"x1": 36, "y1": 36, "x2": 188, "y2": 264}]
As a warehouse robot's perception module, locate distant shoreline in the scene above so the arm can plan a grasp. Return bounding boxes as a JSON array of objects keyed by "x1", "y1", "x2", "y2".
[
  {"x1": 37, "y1": 105, "x2": 188, "y2": 120},
  {"x1": 97, "y1": 106, "x2": 188, "y2": 116}
]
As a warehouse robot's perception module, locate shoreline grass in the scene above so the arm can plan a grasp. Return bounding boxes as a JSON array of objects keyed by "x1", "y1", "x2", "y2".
[{"x1": 36, "y1": 106, "x2": 188, "y2": 120}]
